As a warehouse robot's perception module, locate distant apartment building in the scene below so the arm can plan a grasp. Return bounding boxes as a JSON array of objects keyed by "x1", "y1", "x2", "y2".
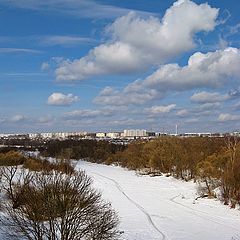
[
  {"x1": 123, "y1": 129, "x2": 147, "y2": 137},
  {"x1": 0, "y1": 133, "x2": 28, "y2": 139},
  {"x1": 106, "y1": 132, "x2": 120, "y2": 138},
  {"x1": 183, "y1": 132, "x2": 212, "y2": 137},
  {"x1": 40, "y1": 132, "x2": 54, "y2": 139},
  {"x1": 55, "y1": 132, "x2": 68, "y2": 139},
  {"x1": 0, "y1": 133, "x2": 12, "y2": 138},
  {"x1": 28, "y1": 133, "x2": 40, "y2": 139},
  {"x1": 96, "y1": 132, "x2": 106, "y2": 138},
  {"x1": 28, "y1": 132, "x2": 88, "y2": 140},
  {"x1": 230, "y1": 131, "x2": 240, "y2": 137}
]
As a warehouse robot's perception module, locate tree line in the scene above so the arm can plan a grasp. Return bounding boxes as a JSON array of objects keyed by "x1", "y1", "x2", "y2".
[{"x1": 41, "y1": 139, "x2": 126, "y2": 163}]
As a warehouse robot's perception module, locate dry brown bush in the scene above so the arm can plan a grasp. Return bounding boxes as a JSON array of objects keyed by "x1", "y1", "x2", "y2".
[
  {"x1": 1, "y1": 168, "x2": 120, "y2": 240},
  {"x1": 0, "y1": 151, "x2": 26, "y2": 166}
]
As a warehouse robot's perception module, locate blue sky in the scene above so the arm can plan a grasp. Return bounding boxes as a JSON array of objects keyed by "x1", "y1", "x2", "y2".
[{"x1": 0, "y1": 0, "x2": 240, "y2": 134}]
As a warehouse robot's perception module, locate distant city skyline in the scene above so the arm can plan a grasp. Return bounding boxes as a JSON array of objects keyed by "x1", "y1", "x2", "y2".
[
  {"x1": 0, "y1": 0, "x2": 240, "y2": 133},
  {"x1": 1, "y1": 128, "x2": 239, "y2": 137}
]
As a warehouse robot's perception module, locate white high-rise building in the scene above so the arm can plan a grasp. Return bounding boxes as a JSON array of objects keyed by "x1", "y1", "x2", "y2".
[
  {"x1": 40, "y1": 132, "x2": 54, "y2": 139},
  {"x1": 123, "y1": 129, "x2": 147, "y2": 137},
  {"x1": 28, "y1": 133, "x2": 40, "y2": 139}
]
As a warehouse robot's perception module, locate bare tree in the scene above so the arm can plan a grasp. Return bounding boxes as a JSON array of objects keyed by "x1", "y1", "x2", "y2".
[
  {"x1": 1, "y1": 170, "x2": 120, "y2": 240},
  {"x1": 0, "y1": 166, "x2": 18, "y2": 201},
  {"x1": 225, "y1": 136, "x2": 240, "y2": 172},
  {"x1": 0, "y1": 166, "x2": 33, "y2": 207}
]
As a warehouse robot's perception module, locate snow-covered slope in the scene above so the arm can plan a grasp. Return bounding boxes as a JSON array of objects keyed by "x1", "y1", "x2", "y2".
[{"x1": 77, "y1": 161, "x2": 240, "y2": 240}]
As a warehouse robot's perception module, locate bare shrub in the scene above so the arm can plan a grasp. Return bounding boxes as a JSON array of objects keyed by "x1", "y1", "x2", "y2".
[
  {"x1": 1, "y1": 169, "x2": 120, "y2": 240},
  {"x1": 23, "y1": 157, "x2": 75, "y2": 174},
  {"x1": 0, "y1": 151, "x2": 26, "y2": 166}
]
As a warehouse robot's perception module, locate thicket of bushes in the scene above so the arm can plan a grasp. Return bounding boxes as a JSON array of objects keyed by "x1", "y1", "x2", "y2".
[
  {"x1": 0, "y1": 150, "x2": 74, "y2": 174},
  {"x1": 42, "y1": 139, "x2": 126, "y2": 163},
  {"x1": 23, "y1": 158, "x2": 75, "y2": 174},
  {"x1": 0, "y1": 151, "x2": 26, "y2": 166},
  {"x1": 0, "y1": 138, "x2": 43, "y2": 150}
]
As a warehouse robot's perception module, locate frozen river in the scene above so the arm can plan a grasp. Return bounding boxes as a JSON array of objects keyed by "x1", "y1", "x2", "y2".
[{"x1": 77, "y1": 161, "x2": 240, "y2": 240}]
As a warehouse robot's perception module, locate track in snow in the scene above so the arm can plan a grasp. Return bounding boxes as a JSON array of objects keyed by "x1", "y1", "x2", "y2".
[
  {"x1": 170, "y1": 194, "x2": 240, "y2": 232},
  {"x1": 91, "y1": 172, "x2": 167, "y2": 240}
]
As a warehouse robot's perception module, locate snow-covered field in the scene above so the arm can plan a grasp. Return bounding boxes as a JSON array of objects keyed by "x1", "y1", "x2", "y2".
[{"x1": 77, "y1": 161, "x2": 240, "y2": 240}]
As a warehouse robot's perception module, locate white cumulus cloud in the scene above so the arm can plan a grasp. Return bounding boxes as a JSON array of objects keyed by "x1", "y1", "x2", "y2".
[
  {"x1": 218, "y1": 113, "x2": 240, "y2": 122},
  {"x1": 176, "y1": 109, "x2": 188, "y2": 116},
  {"x1": 145, "y1": 104, "x2": 176, "y2": 114},
  {"x1": 41, "y1": 62, "x2": 50, "y2": 71},
  {"x1": 94, "y1": 86, "x2": 159, "y2": 106},
  {"x1": 144, "y1": 48, "x2": 240, "y2": 91},
  {"x1": 55, "y1": 0, "x2": 218, "y2": 81},
  {"x1": 10, "y1": 114, "x2": 26, "y2": 122},
  {"x1": 47, "y1": 93, "x2": 79, "y2": 106},
  {"x1": 191, "y1": 91, "x2": 229, "y2": 103},
  {"x1": 94, "y1": 47, "x2": 240, "y2": 107}
]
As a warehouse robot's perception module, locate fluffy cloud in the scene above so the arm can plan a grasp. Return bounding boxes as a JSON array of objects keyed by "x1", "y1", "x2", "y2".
[
  {"x1": 175, "y1": 102, "x2": 221, "y2": 121},
  {"x1": 218, "y1": 113, "x2": 240, "y2": 122},
  {"x1": 94, "y1": 47, "x2": 240, "y2": 107},
  {"x1": 10, "y1": 114, "x2": 26, "y2": 122},
  {"x1": 109, "y1": 1, "x2": 217, "y2": 57},
  {"x1": 56, "y1": 42, "x2": 142, "y2": 81},
  {"x1": 144, "y1": 48, "x2": 240, "y2": 90},
  {"x1": 0, "y1": 115, "x2": 26, "y2": 124},
  {"x1": 94, "y1": 86, "x2": 158, "y2": 106},
  {"x1": 198, "y1": 102, "x2": 221, "y2": 111},
  {"x1": 47, "y1": 93, "x2": 79, "y2": 106},
  {"x1": 55, "y1": 0, "x2": 218, "y2": 81},
  {"x1": 35, "y1": 116, "x2": 55, "y2": 125},
  {"x1": 41, "y1": 62, "x2": 50, "y2": 71},
  {"x1": 190, "y1": 91, "x2": 229, "y2": 103},
  {"x1": 176, "y1": 109, "x2": 188, "y2": 116},
  {"x1": 145, "y1": 104, "x2": 176, "y2": 115},
  {"x1": 228, "y1": 87, "x2": 240, "y2": 98}
]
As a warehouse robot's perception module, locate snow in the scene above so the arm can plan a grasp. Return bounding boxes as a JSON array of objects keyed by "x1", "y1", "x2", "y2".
[{"x1": 76, "y1": 161, "x2": 240, "y2": 240}]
